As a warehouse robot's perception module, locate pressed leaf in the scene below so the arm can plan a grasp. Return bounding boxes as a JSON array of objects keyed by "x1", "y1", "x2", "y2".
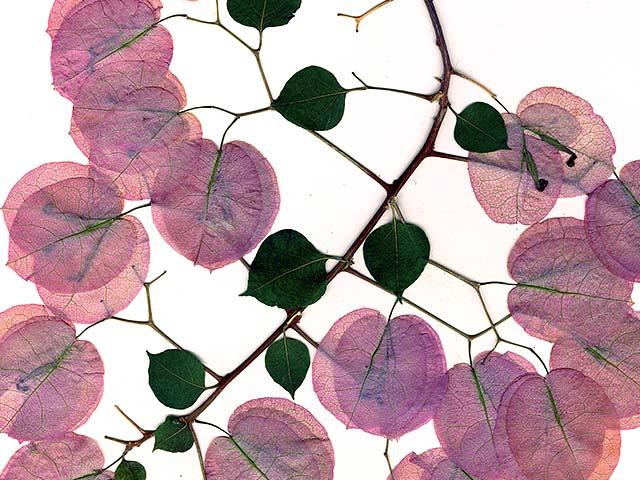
[
  {"x1": 0, "y1": 312, "x2": 104, "y2": 441},
  {"x1": 227, "y1": 0, "x2": 302, "y2": 30},
  {"x1": 517, "y1": 87, "x2": 615, "y2": 197},
  {"x1": 389, "y1": 448, "x2": 474, "y2": 480},
  {"x1": 243, "y1": 229, "x2": 330, "y2": 309},
  {"x1": 265, "y1": 337, "x2": 310, "y2": 398},
  {"x1": 273, "y1": 66, "x2": 348, "y2": 131},
  {"x1": 585, "y1": 160, "x2": 640, "y2": 281},
  {"x1": 454, "y1": 102, "x2": 509, "y2": 153},
  {"x1": 312, "y1": 308, "x2": 447, "y2": 439},
  {"x1": 363, "y1": 219, "x2": 430, "y2": 297},
  {"x1": 0, "y1": 433, "x2": 113, "y2": 479},
  {"x1": 154, "y1": 416, "x2": 194, "y2": 452},
  {"x1": 114, "y1": 460, "x2": 146, "y2": 480},
  {"x1": 148, "y1": 349, "x2": 206, "y2": 409},
  {"x1": 0, "y1": 304, "x2": 52, "y2": 340},
  {"x1": 151, "y1": 140, "x2": 280, "y2": 270},
  {"x1": 205, "y1": 397, "x2": 334, "y2": 479}
]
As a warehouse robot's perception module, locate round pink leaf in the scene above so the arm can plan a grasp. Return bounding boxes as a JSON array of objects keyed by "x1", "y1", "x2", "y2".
[
  {"x1": 389, "y1": 449, "x2": 472, "y2": 480},
  {"x1": 518, "y1": 87, "x2": 615, "y2": 197},
  {"x1": 312, "y1": 308, "x2": 447, "y2": 439},
  {"x1": 151, "y1": 140, "x2": 280, "y2": 270},
  {"x1": 585, "y1": 160, "x2": 640, "y2": 281},
  {"x1": 0, "y1": 304, "x2": 57, "y2": 340},
  {"x1": 468, "y1": 114, "x2": 563, "y2": 224},
  {"x1": 0, "y1": 433, "x2": 112, "y2": 479},
  {"x1": 0, "y1": 314, "x2": 104, "y2": 441},
  {"x1": 205, "y1": 397, "x2": 334, "y2": 480}
]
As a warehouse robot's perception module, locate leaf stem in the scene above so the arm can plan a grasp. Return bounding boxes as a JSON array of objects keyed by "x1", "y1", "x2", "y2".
[
  {"x1": 291, "y1": 324, "x2": 319, "y2": 348},
  {"x1": 351, "y1": 72, "x2": 438, "y2": 101},
  {"x1": 338, "y1": 0, "x2": 397, "y2": 32},
  {"x1": 189, "y1": 422, "x2": 207, "y2": 480},
  {"x1": 429, "y1": 259, "x2": 480, "y2": 288},
  {"x1": 452, "y1": 70, "x2": 510, "y2": 112},
  {"x1": 384, "y1": 438, "x2": 396, "y2": 479},
  {"x1": 430, "y1": 150, "x2": 469, "y2": 163}
]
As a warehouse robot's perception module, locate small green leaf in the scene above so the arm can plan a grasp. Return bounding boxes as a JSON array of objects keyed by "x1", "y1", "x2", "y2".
[
  {"x1": 148, "y1": 349, "x2": 206, "y2": 409},
  {"x1": 454, "y1": 102, "x2": 509, "y2": 153},
  {"x1": 228, "y1": 0, "x2": 302, "y2": 30},
  {"x1": 363, "y1": 219, "x2": 430, "y2": 297},
  {"x1": 265, "y1": 337, "x2": 310, "y2": 398},
  {"x1": 273, "y1": 66, "x2": 348, "y2": 131},
  {"x1": 242, "y1": 229, "x2": 330, "y2": 309},
  {"x1": 114, "y1": 460, "x2": 146, "y2": 480},
  {"x1": 153, "y1": 416, "x2": 194, "y2": 453}
]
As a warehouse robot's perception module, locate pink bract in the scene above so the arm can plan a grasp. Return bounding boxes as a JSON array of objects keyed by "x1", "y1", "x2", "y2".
[
  {"x1": 151, "y1": 140, "x2": 280, "y2": 270},
  {"x1": 0, "y1": 314, "x2": 103, "y2": 441},
  {"x1": 389, "y1": 449, "x2": 471, "y2": 480},
  {"x1": 205, "y1": 397, "x2": 334, "y2": 480},
  {"x1": 312, "y1": 308, "x2": 447, "y2": 439},
  {"x1": 0, "y1": 304, "x2": 57, "y2": 340}
]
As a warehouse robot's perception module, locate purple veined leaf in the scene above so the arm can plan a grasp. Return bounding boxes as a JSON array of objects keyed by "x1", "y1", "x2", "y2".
[
  {"x1": 518, "y1": 87, "x2": 615, "y2": 197},
  {"x1": 0, "y1": 304, "x2": 58, "y2": 340},
  {"x1": 312, "y1": 308, "x2": 448, "y2": 439},
  {"x1": 151, "y1": 139, "x2": 280, "y2": 270},
  {"x1": 389, "y1": 448, "x2": 473, "y2": 480},
  {"x1": 71, "y1": 61, "x2": 201, "y2": 200},
  {"x1": 496, "y1": 368, "x2": 620, "y2": 480},
  {"x1": 0, "y1": 313, "x2": 104, "y2": 441},
  {"x1": 205, "y1": 397, "x2": 334, "y2": 479},
  {"x1": 0, "y1": 432, "x2": 113, "y2": 479},
  {"x1": 585, "y1": 160, "x2": 640, "y2": 281},
  {"x1": 36, "y1": 216, "x2": 149, "y2": 324},
  {"x1": 433, "y1": 351, "x2": 535, "y2": 479},
  {"x1": 49, "y1": 0, "x2": 173, "y2": 101},
  {"x1": 507, "y1": 217, "x2": 633, "y2": 342},
  {"x1": 551, "y1": 313, "x2": 640, "y2": 429}
]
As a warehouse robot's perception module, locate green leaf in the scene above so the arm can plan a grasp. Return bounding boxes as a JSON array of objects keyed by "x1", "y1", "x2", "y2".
[
  {"x1": 272, "y1": 66, "x2": 348, "y2": 131},
  {"x1": 227, "y1": 0, "x2": 302, "y2": 31},
  {"x1": 363, "y1": 219, "x2": 430, "y2": 297},
  {"x1": 242, "y1": 229, "x2": 330, "y2": 309},
  {"x1": 153, "y1": 416, "x2": 194, "y2": 453},
  {"x1": 147, "y1": 349, "x2": 206, "y2": 409},
  {"x1": 114, "y1": 460, "x2": 146, "y2": 480},
  {"x1": 265, "y1": 337, "x2": 310, "y2": 398},
  {"x1": 454, "y1": 102, "x2": 509, "y2": 153}
]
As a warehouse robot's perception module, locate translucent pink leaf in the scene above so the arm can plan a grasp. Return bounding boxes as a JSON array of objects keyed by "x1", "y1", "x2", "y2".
[
  {"x1": 496, "y1": 368, "x2": 620, "y2": 480},
  {"x1": 0, "y1": 304, "x2": 55, "y2": 340},
  {"x1": 0, "y1": 313, "x2": 103, "y2": 441},
  {"x1": 71, "y1": 61, "x2": 200, "y2": 199},
  {"x1": 468, "y1": 114, "x2": 563, "y2": 224},
  {"x1": 507, "y1": 217, "x2": 633, "y2": 341},
  {"x1": 49, "y1": 0, "x2": 173, "y2": 101},
  {"x1": 389, "y1": 449, "x2": 472, "y2": 480},
  {"x1": 518, "y1": 87, "x2": 615, "y2": 196},
  {"x1": 151, "y1": 140, "x2": 280, "y2": 270},
  {"x1": 0, "y1": 433, "x2": 113, "y2": 479},
  {"x1": 205, "y1": 397, "x2": 334, "y2": 480},
  {"x1": 551, "y1": 314, "x2": 640, "y2": 429},
  {"x1": 585, "y1": 160, "x2": 640, "y2": 281},
  {"x1": 433, "y1": 351, "x2": 535, "y2": 479},
  {"x1": 312, "y1": 308, "x2": 447, "y2": 439}
]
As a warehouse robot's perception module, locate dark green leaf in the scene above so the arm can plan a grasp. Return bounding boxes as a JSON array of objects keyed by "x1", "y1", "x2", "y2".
[
  {"x1": 265, "y1": 337, "x2": 310, "y2": 398},
  {"x1": 363, "y1": 219, "x2": 430, "y2": 297},
  {"x1": 454, "y1": 102, "x2": 509, "y2": 153},
  {"x1": 147, "y1": 349, "x2": 205, "y2": 409},
  {"x1": 153, "y1": 416, "x2": 194, "y2": 453},
  {"x1": 114, "y1": 460, "x2": 146, "y2": 480},
  {"x1": 227, "y1": 0, "x2": 302, "y2": 30},
  {"x1": 273, "y1": 66, "x2": 348, "y2": 131},
  {"x1": 242, "y1": 229, "x2": 330, "y2": 308}
]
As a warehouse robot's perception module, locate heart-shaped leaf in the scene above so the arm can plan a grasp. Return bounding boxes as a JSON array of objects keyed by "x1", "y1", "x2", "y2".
[
  {"x1": 389, "y1": 448, "x2": 473, "y2": 480},
  {"x1": 312, "y1": 308, "x2": 447, "y2": 438},
  {"x1": 265, "y1": 336, "x2": 310, "y2": 398},
  {"x1": 148, "y1": 349, "x2": 206, "y2": 409},
  {"x1": 454, "y1": 102, "x2": 509, "y2": 153},
  {"x1": 228, "y1": 0, "x2": 302, "y2": 31},
  {"x1": 154, "y1": 416, "x2": 194, "y2": 453},
  {"x1": 114, "y1": 460, "x2": 146, "y2": 480},
  {"x1": 363, "y1": 219, "x2": 430, "y2": 298},
  {"x1": 273, "y1": 66, "x2": 348, "y2": 131},
  {"x1": 205, "y1": 397, "x2": 334, "y2": 479}
]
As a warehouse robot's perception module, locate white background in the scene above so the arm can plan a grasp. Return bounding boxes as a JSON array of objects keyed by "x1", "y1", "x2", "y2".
[{"x1": 1, "y1": 0, "x2": 640, "y2": 478}]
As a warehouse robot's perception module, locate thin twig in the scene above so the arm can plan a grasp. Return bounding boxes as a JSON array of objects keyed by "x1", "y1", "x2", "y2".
[
  {"x1": 189, "y1": 423, "x2": 207, "y2": 480},
  {"x1": 384, "y1": 439, "x2": 396, "y2": 479},
  {"x1": 291, "y1": 324, "x2": 319, "y2": 348},
  {"x1": 338, "y1": 0, "x2": 396, "y2": 32},
  {"x1": 431, "y1": 150, "x2": 468, "y2": 163}
]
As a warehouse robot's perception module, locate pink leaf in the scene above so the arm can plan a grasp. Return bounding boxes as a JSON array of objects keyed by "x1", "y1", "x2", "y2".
[
  {"x1": 0, "y1": 433, "x2": 113, "y2": 479},
  {"x1": 205, "y1": 397, "x2": 334, "y2": 480},
  {"x1": 0, "y1": 304, "x2": 56, "y2": 340},
  {"x1": 518, "y1": 87, "x2": 615, "y2": 196},
  {"x1": 433, "y1": 351, "x2": 535, "y2": 479},
  {"x1": 151, "y1": 140, "x2": 280, "y2": 270},
  {"x1": 312, "y1": 308, "x2": 447, "y2": 439},
  {"x1": 0, "y1": 311, "x2": 103, "y2": 441},
  {"x1": 507, "y1": 217, "x2": 633, "y2": 341},
  {"x1": 49, "y1": 0, "x2": 173, "y2": 101},
  {"x1": 389, "y1": 449, "x2": 472, "y2": 480},
  {"x1": 585, "y1": 160, "x2": 640, "y2": 281},
  {"x1": 468, "y1": 114, "x2": 562, "y2": 224}
]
